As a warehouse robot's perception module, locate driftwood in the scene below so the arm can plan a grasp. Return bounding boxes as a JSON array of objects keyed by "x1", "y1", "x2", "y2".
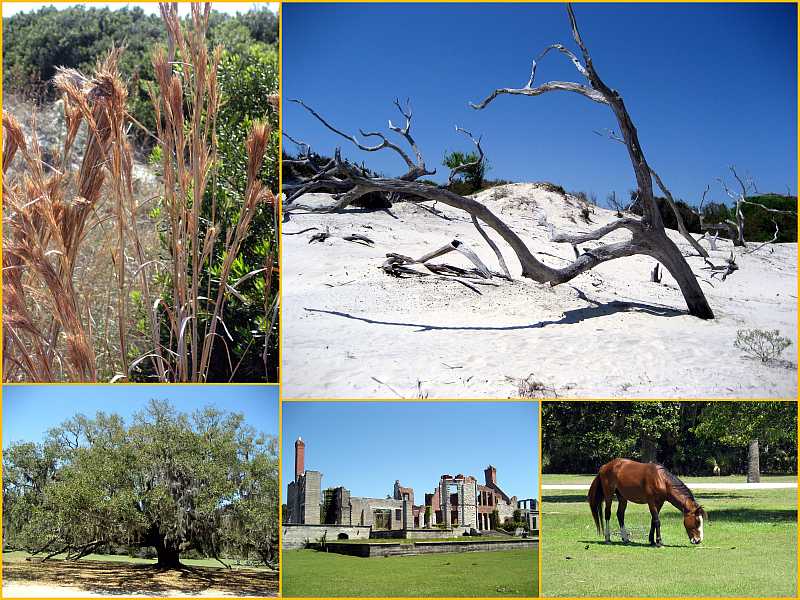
[
  {"x1": 703, "y1": 253, "x2": 739, "y2": 281},
  {"x1": 287, "y1": 4, "x2": 716, "y2": 319},
  {"x1": 650, "y1": 263, "x2": 662, "y2": 283},
  {"x1": 308, "y1": 228, "x2": 374, "y2": 246},
  {"x1": 379, "y1": 240, "x2": 504, "y2": 294},
  {"x1": 700, "y1": 230, "x2": 720, "y2": 251},
  {"x1": 381, "y1": 240, "x2": 496, "y2": 279}
]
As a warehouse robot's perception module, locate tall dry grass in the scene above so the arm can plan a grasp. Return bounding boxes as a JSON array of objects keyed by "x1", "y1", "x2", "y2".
[{"x1": 2, "y1": 2, "x2": 277, "y2": 382}]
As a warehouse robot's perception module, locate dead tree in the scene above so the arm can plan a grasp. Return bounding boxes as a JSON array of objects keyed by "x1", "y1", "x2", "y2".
[
  {"x1": 286, "y1": 5, "x2": 715, "y2": 319},
  {"x1": 470, "y1": 4, "x2": 713, "y2": 318},
  {"x1": 607, "y1": 191, "x2": 625, "y2": 218},
  {"x1": 717, "y1": 166, "x2": 795, "y2": 248}
]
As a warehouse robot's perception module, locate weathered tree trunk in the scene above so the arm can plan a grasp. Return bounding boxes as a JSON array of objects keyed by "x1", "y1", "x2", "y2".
[
  {"x1": 640, "y1": 437, "x2": 657, "y2": 463},
  {"x1": 154, "y1": 538, "x2": 182, "y2": 569},
  {"x1": 646, "y1": 232, "x2": 715, "y2": 319},
  {"x1": 746, "y1": 439, "x2": 760, "y2": 483},
  {"x1": 734, "y1": 201, "x2": 746, "y2": 246}
]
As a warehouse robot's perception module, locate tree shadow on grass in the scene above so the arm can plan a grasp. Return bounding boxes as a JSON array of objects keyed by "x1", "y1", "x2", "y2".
[
  {"x1": 577, "y1": 540, "x2": 687, "y2": 549},
  {"x1": 3, "y1": 559, "x2": 278, "y2": 597},
  {"x1": 305, "y1": 299, "x2": 683, "y2": 333},
  {"x1": 542, "y1": 494, "x2": 588, "y2": 503},
  {"x1": 703, "y1": 507, "x2": 797, "y2": 524}
]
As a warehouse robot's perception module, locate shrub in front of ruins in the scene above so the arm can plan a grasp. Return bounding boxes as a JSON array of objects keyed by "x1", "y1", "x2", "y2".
[
  {"x1": 490, "y1": 509, "x2": 500, "y2": 530},
  {"x1": 734, "y1": 329, "x2": 792, "y2": 363}
]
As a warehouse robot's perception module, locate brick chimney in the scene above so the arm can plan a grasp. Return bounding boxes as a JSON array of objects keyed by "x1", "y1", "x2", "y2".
[
  {"x1": 484, "y1": 465, "x2": 497, "y2": 486},
  {"x1": 295, "y1": 437, "x2": 305, "y2": 481}
]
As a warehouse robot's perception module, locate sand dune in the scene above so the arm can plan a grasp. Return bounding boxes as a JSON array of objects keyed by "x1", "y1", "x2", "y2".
[{"x1": 282, "y1": 184, "x2": 797, "y2": 398}]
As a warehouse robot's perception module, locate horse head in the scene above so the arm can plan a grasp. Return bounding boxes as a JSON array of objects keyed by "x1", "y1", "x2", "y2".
[{"x1": 683, "y1": 506, "x2": 707, "y2": 544}]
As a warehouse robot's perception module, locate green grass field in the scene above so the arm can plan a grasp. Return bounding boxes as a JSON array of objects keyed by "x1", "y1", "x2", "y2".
[
  {"x1": 542, "y1": 485, "x2": 797, "y2": 597},
  {"x1": 282, "y1": 548, "x2": 538, "y2": 597}
]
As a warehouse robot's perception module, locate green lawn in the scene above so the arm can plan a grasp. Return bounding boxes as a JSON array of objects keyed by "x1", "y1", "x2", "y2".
[
  {"x1": 542, "y1": 473, "x2": 798, "y2": 484},
  {"x1": 282, "y1": 548, "x2": 538, "y2": 597},
  {"x1": 542, "y1": 487, "x2": 796, "y2": 597},
  {"x1": 2, "y1": 550, "x2": 270, "y2": 571}
]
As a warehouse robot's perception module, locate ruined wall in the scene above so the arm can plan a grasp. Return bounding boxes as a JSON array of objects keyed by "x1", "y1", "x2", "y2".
[
  {"x1": 332, "y1": 487, "x2": 351, "y2": 525},
  {"x1": 287, "y1": 480, "x2": 299, "y2": 524},
  {"x1": 302, "y1": 470, "x2": 322, "y2": 525},
  {"x1": 321, "y1": 538, "x2": 537, "y2": 558},
  {"x1": 497, "y1": 500, "x2": 516, "y2": 524},
  {"x1": 282, "y1": 524, "x2": 371, "y2": 550},
  {"x1": 350, "y1": 496, "x2": 405, "y2": 530},
  {"x1": 462, "y1": 481, "x2": 478, "y2": 529}
]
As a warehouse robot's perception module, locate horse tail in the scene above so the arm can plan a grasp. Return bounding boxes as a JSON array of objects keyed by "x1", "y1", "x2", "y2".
[{"x1": 588, "y1": 474, "x2": 604, "y2": 536}]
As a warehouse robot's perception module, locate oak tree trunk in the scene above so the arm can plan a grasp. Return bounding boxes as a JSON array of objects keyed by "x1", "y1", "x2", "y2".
[
  {"x1": 154, "y1": 538, "x2": 182, "y2": 569},
  {"x1": 747, "y1": 439, "x2": 760, "y2": 483}
]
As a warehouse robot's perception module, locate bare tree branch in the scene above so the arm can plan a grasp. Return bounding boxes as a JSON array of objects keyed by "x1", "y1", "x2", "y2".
[
  {"x1": 471, "y1": 215, "x2": 512, "y2": 279},
  {"x1": 744, "y1": 219, "x2": 780, "y2": 254},
  {"x1": 290, "y1": 98, "x2": 434, "y2": 180},
  {"x1": 550, "y1": 217, "x2": 640, "y2": 244},
  {"x1": 471, "y1": 80, "x2": 608, "y2": 110},
  {"x1": 448, "y1": 126, "x2": 485, "y2": 184},
  {"x1": 649, "y1": 167, "x2": 709, "y2": 258}
]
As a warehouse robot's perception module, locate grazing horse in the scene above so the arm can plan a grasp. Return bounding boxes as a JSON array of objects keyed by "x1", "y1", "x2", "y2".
[{"x1": 588, "y1": 458, "x2": 707, "y2": 547}]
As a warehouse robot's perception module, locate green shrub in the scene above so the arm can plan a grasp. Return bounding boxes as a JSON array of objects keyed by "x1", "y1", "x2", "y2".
[
  {"x1": 3, "y1": 6, "x2": 278, "y2": 149},
  {"x1": 741, "y1": 195, "x2": 797, "y2": 243},
  {"x1": 734, "y1": 329, "x2": 792, "y2": 364},
  {"x1": 443, "y1": 150, "x2": 488, "y2": 194}
]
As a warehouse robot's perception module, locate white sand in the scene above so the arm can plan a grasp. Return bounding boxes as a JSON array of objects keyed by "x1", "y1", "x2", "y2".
[{"x1": 282, "y1": 184, "x2": 797, "y2": 398}]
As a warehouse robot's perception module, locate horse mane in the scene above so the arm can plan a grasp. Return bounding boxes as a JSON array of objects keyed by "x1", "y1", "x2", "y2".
[{"x1": 655, "y1": 464, "x2": 696, "y2": 503}]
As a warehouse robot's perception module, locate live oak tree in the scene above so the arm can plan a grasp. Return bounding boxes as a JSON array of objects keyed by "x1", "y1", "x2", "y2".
[
  {"x1": 286, "y1": 5, "x2": 715, "y2": 319},
  {"x1": 2, "y1": 400, "x2": 278, "y2": 570}
]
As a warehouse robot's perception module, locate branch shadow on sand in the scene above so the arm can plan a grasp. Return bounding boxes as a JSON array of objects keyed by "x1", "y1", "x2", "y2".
[{"x1": 304, "y1": 299, "x2": 684, "y2": 333}]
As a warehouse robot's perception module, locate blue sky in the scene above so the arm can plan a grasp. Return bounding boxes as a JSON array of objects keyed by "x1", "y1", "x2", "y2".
[
  {"x1": 3, "y1": 385, "x2": 278, "y2": 448},
  {"x1": 282, "y1": 402, "x2": 539, "y2": 503},
  {"x1": 283, "y1": 3, "x2": 797, "y2": 206},
  {"x1": 1, "y1": 2, "x2": 279, "y2": 17}
]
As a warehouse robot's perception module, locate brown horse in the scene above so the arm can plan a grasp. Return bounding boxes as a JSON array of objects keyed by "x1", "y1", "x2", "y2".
[{"x1": 588, "y1": 458, "x2": 707, "y2": 547}]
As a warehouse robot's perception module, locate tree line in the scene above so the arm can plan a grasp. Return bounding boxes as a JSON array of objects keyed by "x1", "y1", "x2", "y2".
[
  {"x1": 542, "y1": 401, "x2": 796, "y2": 481},
  {"x1": 3, "y1": 5, "x2": 278, "y2": 150}
]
